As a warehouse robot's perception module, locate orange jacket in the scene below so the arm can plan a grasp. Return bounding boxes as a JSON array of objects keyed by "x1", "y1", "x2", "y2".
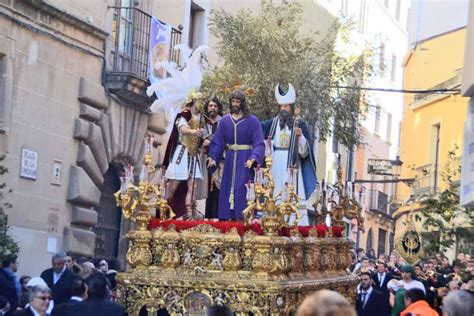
[{"x1": 400, "y1": 300, "x2": 439, "y2": 316}]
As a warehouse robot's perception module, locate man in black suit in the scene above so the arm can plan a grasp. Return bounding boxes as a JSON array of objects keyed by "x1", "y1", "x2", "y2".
[
  {"x1": 372, "y1": 261, "x2": 392, "y2": 315},
  {"x1": 40, "y1": 251, "x2": 75, "y2": 305},
  {"x1": 51, "y1": 277, "x2": 87, "y2": 316},
  {"x1": 356, "y1": 272, "x2": 386, "y2": 316},
  {"x1": 0, "y1": 255, "x2": 19, "y2": 316},
  {"x1": 66, "y1": 273, "x2": 125, "y2": 316}
]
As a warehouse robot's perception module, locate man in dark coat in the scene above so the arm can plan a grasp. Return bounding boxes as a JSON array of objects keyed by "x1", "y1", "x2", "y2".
[
  {"x1": 51, "y1": 277, "x2": 87, "y2": 316},
  {"x1": 356, "y1": 272, "x2": 386, "y2": 316},
  {"x1": 66, "y1": 273, "x2": 125, "y2": 316},
  {"x1": 372, "y1": 261, "x2": 392, "y2": 316},
  {"x1": 0, "y1": 255, "x2": 19, "y2": 315},
  {"x1": 40, "y1": 252, "x2": 75, "y2": 305}
]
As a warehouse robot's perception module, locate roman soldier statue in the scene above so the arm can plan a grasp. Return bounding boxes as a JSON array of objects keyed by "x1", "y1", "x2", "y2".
[{"x1": 163, "y1": 91, "x2": 205, "y2": 219}]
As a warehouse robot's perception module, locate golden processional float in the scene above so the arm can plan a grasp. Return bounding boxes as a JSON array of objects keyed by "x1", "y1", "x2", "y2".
[{"x1": 115, "y1": 135, "x2": 364, "y2": 316}]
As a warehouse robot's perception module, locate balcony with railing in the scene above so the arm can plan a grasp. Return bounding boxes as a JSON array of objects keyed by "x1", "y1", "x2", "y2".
[
  {"x1": 368, "y1": 190, "x2": 389, "y2": 214},
  {"x1": 413, "y1": 163, "x2": 439, "y2": 197},
  {"x1": 411, "y1": 72, "x2": 462, "y2": 108},
  {"x1": 105, "y1": 7, "x2": 182, "y2": 109}
]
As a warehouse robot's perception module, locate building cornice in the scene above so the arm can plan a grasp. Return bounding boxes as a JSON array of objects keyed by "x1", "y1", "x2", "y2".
[{"x1": 0, "y1": 0, "x2": 108, "y2": 57}]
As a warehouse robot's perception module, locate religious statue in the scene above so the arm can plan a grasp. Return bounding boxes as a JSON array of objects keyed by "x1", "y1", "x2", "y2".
[
  {"x1": 211, "y1": 250, "x2": 223, "y2": 270},
  {"x1": 199, "y1": 97, "x2": 224, "y2": 218},
  {"x1": 163, "y1": 91, "x2": 205, "y2": 219},
  {"x1": 261, "y1": 83, "x2": 317, "y2": 212},
  {"x1": 208, "y1": 90, "x2": 265, "y2": 219},
  {"x1": 183, "y1": 248, "x2": 193, "y2": 268}
]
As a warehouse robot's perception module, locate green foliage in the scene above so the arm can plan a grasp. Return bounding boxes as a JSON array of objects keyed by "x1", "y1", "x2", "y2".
[
  {"x1": 415, "y1": 147, "x2": 474, "y2": 253},
  {"x1": 0, "y1": 154, "x2": 18, "y2": 263},
  {"x1": 201, "y1": 0, "x2": 372, "y2": 147}
]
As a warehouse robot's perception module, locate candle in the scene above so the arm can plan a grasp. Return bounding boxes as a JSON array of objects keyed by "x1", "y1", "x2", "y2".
[
  {"x1": 255, "y1": 165, "x2": 263, "y2": 185},
  {"x1": 246, "y1": 181, "x2": 255, "y2": 201},
  {"x1": 139, "y1": 165, "x2": 148, "y2": 182},
  {"x1": 124, "y1": 164, "x2": 134, "y2": 184},
  {"x1": 265, "y1": 138, "x2": 273, "y2": 156},
  {"x1": 120, "y1": 177, "x2": 128, "y2": 193},
  {"x1": 287, "y1": 167, "x2": 294, "y2": 186},
  {"x1": 281, "y1": 182, "x2": 289, "y2": 202},
  {"x1": 145, "y1": 133, "x2": 153, "y2": 153}
]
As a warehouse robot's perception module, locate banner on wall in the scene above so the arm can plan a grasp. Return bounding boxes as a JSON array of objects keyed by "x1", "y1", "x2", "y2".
[
  {"x1": 148, "y1": 17, "x2": 172, "y2": 93},
  {"x1": 460, "y1": 99, "x2": 474, "y2": 206}
]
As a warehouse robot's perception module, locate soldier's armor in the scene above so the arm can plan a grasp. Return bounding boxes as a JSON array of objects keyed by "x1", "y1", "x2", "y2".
[{"x1": 180, "y1": 115, "x2": 201, "y2": 156}]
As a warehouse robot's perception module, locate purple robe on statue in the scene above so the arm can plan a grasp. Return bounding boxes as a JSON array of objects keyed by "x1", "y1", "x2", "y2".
[{"x1": 209, "y1": 114, "x2": 265, "y2": 220}]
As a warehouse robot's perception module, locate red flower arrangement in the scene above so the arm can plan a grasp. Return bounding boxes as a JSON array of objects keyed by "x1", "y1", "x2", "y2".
[
  {"x1": 148, "y1": 219, "x2": 340, "y2": 238},
  {"x1": 331, "y1": 226, "x2": 343, "y2": 237}
]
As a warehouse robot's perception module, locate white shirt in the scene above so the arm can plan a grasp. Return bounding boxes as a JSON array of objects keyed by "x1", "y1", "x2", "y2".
[
  {"x1": 70, "y1": 296, "x2": 83, "y2": 302},
  {"x1": 53, "y1": 266, "x2": 66, "y2": 284},
  {"x1": 29, "y1": 306, "x2": 42, "y2": 316},
  {"x1": 401, "y1": 279, "x2": 426, "y2": 294},
  {"x1": 378, "y1": 272, "x2": 386, "y2": 285},
  {"x1": 358, "y1": 286, "x2": 373, "y2": 308}
]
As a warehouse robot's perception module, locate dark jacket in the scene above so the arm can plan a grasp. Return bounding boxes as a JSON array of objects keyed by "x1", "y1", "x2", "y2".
[
  {"x1": 40, "y1": 268, "x2": 75, "y2": 305},
  {"x1": 373, "y1": 272, "x2": 393, "y2": 298},
  {"x1": 12, "y1": 307, "x2": 34, "y2": 316},
  {"x1": 0, "y1": 268, "x2": 19, "y2": 315},
  {"x1": 66, "y1": 297, "x2": 125, "y2": 316},
  {"x1": 51, "y1": 298, "x2": 82, "y2": 316},
  {"x1": 356, "y1": 288, "x2": 386, "y2": 316}
]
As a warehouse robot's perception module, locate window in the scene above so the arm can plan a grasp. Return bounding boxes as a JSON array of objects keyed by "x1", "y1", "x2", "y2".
[
  {"x1": 375, "y1": 105, "x2": 381, "y2": 135},
  {"x1": 378, "y1": 228, "x2": 387, "y2": 257},
  {"x1": 366, "y1": 228, "x2": 373, "y2": 251},
  {"x1": 431, "y1": 124, "x2": 441, "y2": 192},
  {"x1": 395, "y1": 0, "x2": 401, "y2": 21},
  {"x1": 189, "y1": 2, "x2": 205, "y2": 49},
  {"x1": 389, "y1": 232, "x2": 394, "y2": 253},
  {"x1": 386, "y1": 113, "x2": 392, "y2": 142},
  {"x1": 0, "y1": 52, "x2": 11, "y2": 133},
  {"x1": 379, "y1": 43, "x2": 385, "y2": 74},
  {"x1": 358, "y1": 0, "x2": 367, "y2": 33},
  {"x1": 391, "y1": 54, "x2": 397, "y2": 81},
  {"x1": 341, "y1": 0, "x2": 349, "y2": 15}
]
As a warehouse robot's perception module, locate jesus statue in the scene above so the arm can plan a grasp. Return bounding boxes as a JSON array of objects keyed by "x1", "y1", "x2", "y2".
[{"x1": 207, "y1": 90, "x2": 265, "y2": 220}]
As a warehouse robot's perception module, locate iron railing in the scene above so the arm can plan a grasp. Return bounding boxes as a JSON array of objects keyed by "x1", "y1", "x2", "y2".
[
  {"x1": 368, "y1": 190, "x2": 389, "y2": 213},
  {"x1": 110, "y1": 7, "x2": 182, "y2": 81},
  {"x1": 413, "y1": 163, "x2": 439, "y2": 196}
]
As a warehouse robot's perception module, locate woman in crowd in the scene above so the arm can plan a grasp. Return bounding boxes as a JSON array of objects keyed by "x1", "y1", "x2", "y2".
[{"x1": 15, "y1": 285, "x2": 51, "y2": 316}]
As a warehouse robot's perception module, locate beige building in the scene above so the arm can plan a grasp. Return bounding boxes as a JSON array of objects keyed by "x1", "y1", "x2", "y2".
[
  {"x1": 0, "y1": 0, "x2": 362, "y2": 275},
  {"x1": 0, "y1": 0, "x2": 179, "y2": 275}
]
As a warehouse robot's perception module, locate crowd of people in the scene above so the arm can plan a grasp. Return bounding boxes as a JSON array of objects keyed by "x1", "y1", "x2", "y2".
[
  {"x1": 1, "y1": 248, "x2": 473, "y2": 316},
  {"x1": 0, "y1": 252, "x2": 122, "y2": 316},
  {"x1": 350, "y1": 248, "x2": 474, "y2": 316}
]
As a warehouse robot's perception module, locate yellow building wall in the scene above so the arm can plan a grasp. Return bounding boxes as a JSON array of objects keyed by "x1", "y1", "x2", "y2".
[
  {"x1": 398, "y1": 28, "x2": 468, "y2": 200},
  {"x1": 394, "y1": 28, "x2": 469, "y2": 259}
]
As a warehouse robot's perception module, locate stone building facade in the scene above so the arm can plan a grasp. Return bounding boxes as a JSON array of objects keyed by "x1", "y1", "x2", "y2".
[{"x1": 0, "y1": 0, "x2": 172, "y2": 275}]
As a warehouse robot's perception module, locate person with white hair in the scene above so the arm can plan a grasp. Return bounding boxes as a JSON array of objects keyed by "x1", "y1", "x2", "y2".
[
  {"x1": 442, "y1": 290, "x2": 474, "y2": 316},
  {"x1": 15, "y1": 285, "x2": 52, "y2": 316}
]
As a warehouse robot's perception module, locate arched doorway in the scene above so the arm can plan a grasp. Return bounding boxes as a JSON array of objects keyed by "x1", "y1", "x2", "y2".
[{"x1": 94, "y1": 164, "x2": 122, "y2": 261}]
